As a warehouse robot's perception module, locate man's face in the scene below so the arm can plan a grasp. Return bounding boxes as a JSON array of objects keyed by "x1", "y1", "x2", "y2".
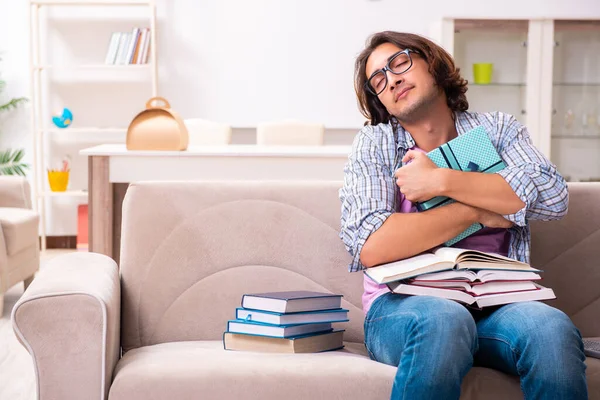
[{"x1": 365, "y1": 42, "x2": 440, "y2": 122}]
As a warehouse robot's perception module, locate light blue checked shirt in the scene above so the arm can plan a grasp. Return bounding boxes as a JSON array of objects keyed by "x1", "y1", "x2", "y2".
[{"x1": 339, "y1": 111, "x2": 569, "y2": 273}]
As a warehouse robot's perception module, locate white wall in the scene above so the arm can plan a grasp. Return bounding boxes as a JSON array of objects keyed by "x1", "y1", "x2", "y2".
[{"x1": 1, "y1": 0, "x2": 599, "y2": 235}]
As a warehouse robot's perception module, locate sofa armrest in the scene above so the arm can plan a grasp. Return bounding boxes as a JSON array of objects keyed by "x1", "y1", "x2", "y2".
[
  {"x1": 0, "y1": 176, "x2": 32, "y2": 209},
  {"x1": 11, "y1": 252, "x2": 120, "y2": 400}
]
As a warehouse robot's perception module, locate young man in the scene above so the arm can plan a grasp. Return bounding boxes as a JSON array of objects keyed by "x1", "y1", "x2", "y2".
[{"x1": 339, "y1": 31, "x2": 587, "y2": 400}]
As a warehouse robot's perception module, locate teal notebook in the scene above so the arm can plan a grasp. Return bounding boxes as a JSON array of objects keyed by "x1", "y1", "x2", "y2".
[{"x1": 415, "y1": 125, "x2": 506, "y2": 245}]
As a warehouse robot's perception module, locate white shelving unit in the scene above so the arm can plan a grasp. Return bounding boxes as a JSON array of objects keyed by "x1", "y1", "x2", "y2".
[
  {"x1": 28, "y1": 0, "x2": 158, "y2": 250},
  {"x1": 435, "y1": 17, "x2": 600, "y2": 182}
]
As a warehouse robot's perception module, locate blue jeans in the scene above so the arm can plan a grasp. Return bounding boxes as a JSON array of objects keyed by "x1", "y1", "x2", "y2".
[{"x1": 364, "y1": 293, "x2": 588, "y2": 400}]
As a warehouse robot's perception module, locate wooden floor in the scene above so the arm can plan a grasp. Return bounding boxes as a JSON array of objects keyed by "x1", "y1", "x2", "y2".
[{"x1": 0, "y1": 249, "x2": 76, "y2": 400}]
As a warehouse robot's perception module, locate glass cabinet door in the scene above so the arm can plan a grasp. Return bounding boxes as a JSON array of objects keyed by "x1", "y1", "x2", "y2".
[
  {"x1": 551, "y1": 20, "x2": 600, "y2": 182},
  {"x1": 447, "y1": 19, "x2": 530, "y2": 125}
]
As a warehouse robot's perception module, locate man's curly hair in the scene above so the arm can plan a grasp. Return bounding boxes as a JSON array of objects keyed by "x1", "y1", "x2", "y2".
[{"x1": 355, "y1": 31, "x2": 469, "y2": 126}]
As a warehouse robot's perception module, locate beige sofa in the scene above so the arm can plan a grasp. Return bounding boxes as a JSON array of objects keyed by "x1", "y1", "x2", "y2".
[
  {"x1": 12, "y1": 181, "x2": 600, "y2": 400},
  {"x1": 0, "y1": 176, "x2": 39, "y2": 315}
]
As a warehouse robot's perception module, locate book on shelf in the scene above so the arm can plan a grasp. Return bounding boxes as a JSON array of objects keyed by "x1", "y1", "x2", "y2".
[
  {"x1": 241, "y1": 290, "x2": 343, "y2": 313},
  {"x1": 235, "y1": 307, "x2": 349, "y2": 326},
  {"x1": 416, "y1": 125, "x2": 507, "y2": 245},
  {"x1": 364, "y1": 247, "x2": 540, "y2": 285},
  {"x1": 223, "y1": 330, "x2": 345, "y2": 353},
  {"x1": 104, "y1": 27, "x2": 151, "y2": 65},
  {"x1": 226, "y1": 319, "x2": 333, "y2": 338},
  {"x1": 386, "y1": 282, "x2": 555, "y2": 308}
]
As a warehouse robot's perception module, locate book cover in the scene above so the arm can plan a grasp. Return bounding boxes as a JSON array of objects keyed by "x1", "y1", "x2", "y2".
[
  {"x1": 236, "y1": 307, "x2": 349, "y2": 326},
  {"x1": 241, "y1": 291, "x2": 343, "y2": 313},
  {"x1": 223, "y1": 329, "x2": 345, "y2": 353},
  {"x1": 226, "y1": 319, "x2": 333, "y2": 338},
  {"x1": 415, "y1": 125, "x2": 507, "y2": 245}
]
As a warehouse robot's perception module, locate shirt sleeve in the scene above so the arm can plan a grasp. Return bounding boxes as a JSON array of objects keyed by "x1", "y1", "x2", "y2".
[
  {"x1": 495, "y1": 114, "x2": 569, "y2": 227},
  {"x1": 339, "y1": 128, "x2": 398, "y2": 272}
]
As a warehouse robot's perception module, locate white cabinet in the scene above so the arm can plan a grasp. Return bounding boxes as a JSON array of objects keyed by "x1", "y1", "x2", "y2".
[
  {"x1": 28, "y1": 0, "x2": 158, "y2": 248},
  {"x1": 437, "y1": 18, "x2": 600, "y2": 182}
]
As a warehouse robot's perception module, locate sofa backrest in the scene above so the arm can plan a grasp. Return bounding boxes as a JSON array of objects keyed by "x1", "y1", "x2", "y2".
[
  {"x1": 530, "y1": 182, "x2": 600, "y2": 337},
  {"x1": 119, "y1": 181, "x2": 362, "y2": 353},
  {"x1": 119, "y1": 181, "x2": 600, "y2": 353}
]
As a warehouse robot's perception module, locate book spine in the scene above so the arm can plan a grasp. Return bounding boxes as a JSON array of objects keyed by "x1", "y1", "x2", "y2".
[
  {"x1": 141, "y1": 29, "x2": 151, "y2": 64},
  {"x1": 134, "y1": 29, "x2": 148, "y2": 64},
  {"x1": 104, "y1": 32, "x2": 121, "y2": 65},
  {"x1": 126, "y1": 28, "x2": 141, "y2": 65},
  {"x1": 115, "y1": 33, "x2": 130, "y2": 65}
]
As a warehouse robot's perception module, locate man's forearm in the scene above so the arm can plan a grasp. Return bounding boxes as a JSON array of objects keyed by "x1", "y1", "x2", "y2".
[
  {"x1": 360, "y1": 202, "x2": 479, "y2": 268},
  {"x1": 439, "y1": 169, "x2": 525, "y2": 215}
]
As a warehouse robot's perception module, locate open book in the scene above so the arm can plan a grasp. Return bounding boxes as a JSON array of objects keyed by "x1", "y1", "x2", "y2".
[
  {"x1": 387, "y1": 282, "x2": 555, "y2": 308},
  {"x1": 364, "y1": 247, "x2": 540, "y2": 285},
  {"x1": 406, "y1": 280, "x2": 539, "y2": 296},
  {"x1": 411, "y1": 270, "x2": 542, "y2": 283}
]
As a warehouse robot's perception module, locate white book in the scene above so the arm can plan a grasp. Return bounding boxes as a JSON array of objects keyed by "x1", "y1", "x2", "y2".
[
  {"x1": 140, "y1": 28, "x2": 151, "y2": 64},
  {"x1": 365, "y1": 247, "x2": 540, "y2": 285},
  {"x1": 104, "y1": 32, "x2": 121, "y2": 65},
  {"x1": 115, "y1": 32, "x2": 131, "y2": 65},
  {"x1": 125, "y1": 27, "x2": 140, "y2": 64},
  {"x1": 135, "y1": 29, "x2": 149, "y2": 64},
  {"x1": 387, "y1": 282, "x2": 556, "y2": 308},
  {"x1": 226, "y1": 320, "x2": 332, "y2": 338}
]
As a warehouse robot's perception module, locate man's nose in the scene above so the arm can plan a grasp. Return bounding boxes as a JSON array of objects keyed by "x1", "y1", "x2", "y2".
[{"x1": 389, "y1": 75, "x2": 403, "y2": 92}]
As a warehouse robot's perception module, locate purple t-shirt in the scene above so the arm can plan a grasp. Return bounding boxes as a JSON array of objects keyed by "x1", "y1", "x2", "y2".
[{"x1": 362, "y1": 147, "x2": 510, "y2": 314}]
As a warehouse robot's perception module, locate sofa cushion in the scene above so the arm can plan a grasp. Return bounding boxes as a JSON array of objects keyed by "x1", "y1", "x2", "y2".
[
  {"x1": 0, "y1": 207, "x2": 39, "y2": 256},
  {"x1": 108, "y1": 340, "x2": 562, "y2": 400}
]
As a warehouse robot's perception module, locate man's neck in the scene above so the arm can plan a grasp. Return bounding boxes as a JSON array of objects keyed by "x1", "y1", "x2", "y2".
[{"x1": 399, "y1": 104, "x2": 458, "y2": 152}]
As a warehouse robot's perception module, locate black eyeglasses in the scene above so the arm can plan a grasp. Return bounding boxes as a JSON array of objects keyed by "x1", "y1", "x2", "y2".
[{"x1": 365, "y1": 49, "x2": 415, "y2": 96}]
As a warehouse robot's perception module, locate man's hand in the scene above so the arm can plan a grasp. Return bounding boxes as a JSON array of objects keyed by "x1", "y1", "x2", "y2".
[
  {"x1": 394, "y1": 150, "x2": 445, "y2": 203},
  {"x1": 475, "y1": 207, "x2": 514, "y2": 229}
]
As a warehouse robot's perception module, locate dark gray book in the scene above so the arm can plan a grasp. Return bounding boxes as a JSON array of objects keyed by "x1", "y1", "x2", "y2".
[{"x1": 241, "y1": 291, "x2": 342, "y2": 313}]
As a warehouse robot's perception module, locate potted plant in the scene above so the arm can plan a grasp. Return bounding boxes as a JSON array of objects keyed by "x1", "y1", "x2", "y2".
[{"x1": 0, "y1": 56, "x2": 28, "y2": 176}]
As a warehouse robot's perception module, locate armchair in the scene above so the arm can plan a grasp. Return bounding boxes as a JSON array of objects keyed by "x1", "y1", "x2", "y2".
[{"x1": 0, "y1": 176, "x2": 39, "y2": 315}]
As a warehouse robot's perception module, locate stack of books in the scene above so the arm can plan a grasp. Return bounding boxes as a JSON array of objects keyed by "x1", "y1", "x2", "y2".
[
  {"x1": 365, "y1": 247, "x2": 556, "y2": 308},
  {"x1": 104, "y1": 28, "x2": 152, "y2": 65},
  {"x1": 223, "y1": 291, "x2": 349, "y2": 353}
]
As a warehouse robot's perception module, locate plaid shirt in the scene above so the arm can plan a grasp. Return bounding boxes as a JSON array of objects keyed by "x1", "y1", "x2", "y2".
[{"x1": 339, "y1": 111, "x2": 568, "y2": 273}]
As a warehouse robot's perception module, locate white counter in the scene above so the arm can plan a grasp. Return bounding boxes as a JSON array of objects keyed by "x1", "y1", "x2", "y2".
[
  {"x1": 80, "y1": 143, "x2": 352, "y2": 259},
  {"x1": 80, "y1": 144, "x2": 351, "y2": 183}
]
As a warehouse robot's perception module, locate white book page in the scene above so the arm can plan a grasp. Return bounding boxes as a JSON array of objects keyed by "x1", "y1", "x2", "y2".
[
  {"x1": 365, "y1": 253, "x2": 449, "y2": 284},
  {"x1": 470, "y1": 281, "x2": 538, "y2": 296},
  {"x1": 475, "y1": 286, "x2": 555, "y2": 308},
  {"x1": 432, "y1": 247, "x2": 467, "y2": 263},
  {"x1": 476, "y1": 271, "x2": 542, "y2": 282},
  {"x1": 411, "y1": 281, "x2": 472, "y2": 290},
  {"x1": 388, "y1": 283, "x2": 475, "y2": 304},
  {"x1": 412, "y1": 270, "x2": 477, "y2": 281}
]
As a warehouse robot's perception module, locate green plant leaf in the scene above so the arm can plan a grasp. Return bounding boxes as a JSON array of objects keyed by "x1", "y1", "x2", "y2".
[
  {"x1": 0, "y1": 149, "x2": 29, "y2": 176},
  {"x1": 0, "y1": 97, "x2": 28, "y2": 113}
]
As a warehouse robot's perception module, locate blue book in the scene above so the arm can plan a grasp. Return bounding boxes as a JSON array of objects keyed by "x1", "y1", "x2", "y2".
[
  {"x1": 236, "y1": 307, "x2": 349, "y2": 326},
  {"x1": 241, "y1": 291, "x2": 343, "y2": 313},
  {"x1": 416, "y1": 126, "x2": 507, "y2": 245},
  {"x1": 226, "y1": 319, "x2": 333, "y2": 338}
]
